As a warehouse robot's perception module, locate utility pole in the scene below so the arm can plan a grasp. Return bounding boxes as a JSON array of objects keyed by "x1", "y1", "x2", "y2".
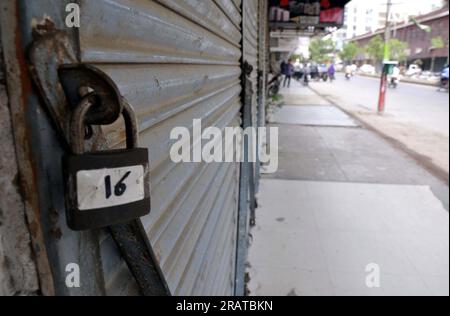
[{"x1": 377, "y1": 0, "x2": 393, "y2": 114}]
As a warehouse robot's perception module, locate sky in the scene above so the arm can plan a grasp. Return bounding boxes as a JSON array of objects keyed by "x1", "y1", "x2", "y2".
[
  {"x1": 349, "y1": 0, "x2": 445, "y2": 17},
  {"x1": 393, "y1": 0, "x2": 444, "y2": 16}
]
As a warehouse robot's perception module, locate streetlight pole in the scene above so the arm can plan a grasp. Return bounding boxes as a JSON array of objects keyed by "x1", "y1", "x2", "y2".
[{"x1": 377, "y1": 0, "x2": 393, "y2": 114}]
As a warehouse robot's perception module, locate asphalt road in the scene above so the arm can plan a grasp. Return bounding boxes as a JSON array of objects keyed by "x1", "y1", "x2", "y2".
[{"x1": 312, "y1": 73, "x2": 449, "y2": 137}]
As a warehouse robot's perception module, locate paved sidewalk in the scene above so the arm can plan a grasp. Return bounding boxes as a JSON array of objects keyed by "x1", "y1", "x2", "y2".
[
  {"x1": 248, "y1": 81, "x2": 449, "y2": 296},
  {"x1": 310, "y1": 74, "x2": 449, "y2": 178}
]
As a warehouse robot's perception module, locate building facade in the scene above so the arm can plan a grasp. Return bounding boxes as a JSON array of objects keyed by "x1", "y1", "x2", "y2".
[{"x1": 350, "y1": 7, "x2": 449, "y2": 72}]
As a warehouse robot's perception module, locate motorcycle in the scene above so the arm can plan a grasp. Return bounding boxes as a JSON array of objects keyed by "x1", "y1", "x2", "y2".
[
  {"x1": 439, "y1": 67, "x2": 449, "y2": 92},
  {"x1": 439, "y1": 77, "x2": 449, "y2": 92},
  {"x1": 388, "y1": 76, "x2": 400, "y2": 89}
]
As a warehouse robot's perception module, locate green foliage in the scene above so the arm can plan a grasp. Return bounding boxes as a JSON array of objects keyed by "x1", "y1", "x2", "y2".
[
  {"x1": 389, "y1": 39, "x2": 409, "y2": 62},
  {"x1": 290, "y1": 54, "x2": 301, "y2": 61},
  {"x1": 364, "y1": 35, "x2": 385, "y2": 62},
  {"x1": 309, "y1": 38, "x2": 336, "y2": 64},
  {"x1": 271, "y1": 94, "x2": 284, "y2": 103},
  {"x1": 290, "y1": 53, "x2": 306, "y2": 63},
  {"x1": 430, "y1": 37, "x2": 445, "y2": 72},
  {"x1": 431, "y1": 36, "x2": 446, "y2": 50},
  {"x1": 339, "y1": 42, "x2": 360, "y2": 63},
  {"x1": 363, "y1": 36, "x2": 409, "y2": 62}
]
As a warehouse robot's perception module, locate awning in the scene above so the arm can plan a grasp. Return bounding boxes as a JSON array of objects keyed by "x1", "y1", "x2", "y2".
[
  {"x1": 269, "y1": 0, "x2": 352, "y2": 31},
  {"x1": 270, "y1": 0, "x2": 351, "y2": 9}
]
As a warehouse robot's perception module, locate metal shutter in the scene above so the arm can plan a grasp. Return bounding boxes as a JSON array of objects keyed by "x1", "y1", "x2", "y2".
[
  {"x1": 243, "y1": 0, "x2": 259, "y2": 130},
  {"x1": 235, "y1": 0, "x2": 260, "y2": 296},
  {"x1": 78, "y1": 0, "x2": 243, "y2": 296},
  {"x1": 256, "y1": 0, "x2": 268, "y2": 192},
  {"x1": 3, "y1": 0, "x2": 257, "y2": 296}
]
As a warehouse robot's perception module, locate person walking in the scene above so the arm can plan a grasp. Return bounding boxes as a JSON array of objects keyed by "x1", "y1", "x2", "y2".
[
  {"x1": 280, "y1": 60, "x2": 287, "y2": 76},
  {"x1": 283, "y1": 59, "x2": 294, "y2": 88},
  {"x1": 328, "y1": 63, "x2": 336, "y2": 83}
]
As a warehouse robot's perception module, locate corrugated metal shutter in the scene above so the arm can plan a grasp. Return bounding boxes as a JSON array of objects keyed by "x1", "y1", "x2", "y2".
[
  {"x1": 78, "y1": 0, "x2": 243, "y2": 296},
  {"x1": 256, "y1": 0, "x2": 268, "y2": 192},
  {"x1": 235, "y1": 0, "x2": 260, "y2": 296},
  {"x1": 243, "y1": 0, "x2": 259, "y2": 130}
]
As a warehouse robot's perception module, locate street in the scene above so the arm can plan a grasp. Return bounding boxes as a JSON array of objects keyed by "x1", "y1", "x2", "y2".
[{"x1": 310, "y1": 73, "x2": 450, "y2": 179}]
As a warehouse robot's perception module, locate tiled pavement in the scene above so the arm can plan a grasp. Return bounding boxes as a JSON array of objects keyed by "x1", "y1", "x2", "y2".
[{"x1": 247, "y1": 82, "x2": 449, "y2": 296}]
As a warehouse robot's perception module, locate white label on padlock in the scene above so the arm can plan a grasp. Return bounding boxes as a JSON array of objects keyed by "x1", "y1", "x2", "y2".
[{"x1": 76, "y1": 165, "x2": 145, "y2": 210}]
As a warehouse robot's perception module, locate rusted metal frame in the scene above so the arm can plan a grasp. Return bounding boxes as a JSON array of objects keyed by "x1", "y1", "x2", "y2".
[
  {"x1": 0, "y1": 0, "x2": 58, "y2": 296},
  {"x1": 235, "y1": 0, "x2": 258, "y2": 297},
  {"x1": 255, "y1": 69, "x2": 263, "y2": 195},
  {"x1": 250, "y1": 3, "x2": 264, "y2": 224},
  {"x1": 249, "y1": 152, "x2": 257, "y2": 229},
  {"x1": 109, "y1": 220, "x2": 171, "y2": 296},
  {"x1": 247, "y1": 5, "x2": 258, "y2": 228},
  {"x1": 255, "y1": 0, "x2": 268, "y2": 195},
  {"x1": 235, "y1": 61, "x2": 254, "y2": 297},
  {"x1": 2, "y1": 0, "x2": 108, "y2": 296},
  {"x1": 0, "y1": 16, "x2": 40, "y2": 296},
  {"x1": 28, "y1": 23, "x2": 124, "y2": 147}
]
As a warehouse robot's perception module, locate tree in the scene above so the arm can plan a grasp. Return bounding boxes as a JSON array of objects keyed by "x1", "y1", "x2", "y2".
[
  {"x1": 339, "y1": 42, "x2": 360, "y2": 64},
  {"x1": 364, "y1": 35, "x2": 409, "y2": 63},
  {"x1": 364, "y1": 35, "x2": 385, "y2": 64},
  {"x1": 430, "y1": 36, "x2": 446, "y2": 72},
  {"x1": 389, "y1": 39, "x2": 409, "y2": 62},
  {"x1": 309, "y1": 38, "x2": 336, "y2": 64},
  {"x1": 290, "y1": 53, "x2": 306, "y2": 63}
]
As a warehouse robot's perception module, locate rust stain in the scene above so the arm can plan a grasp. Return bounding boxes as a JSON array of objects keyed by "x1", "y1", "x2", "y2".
[{"x1": 10, "y1": 1, "x2": 55, "y2": 296}]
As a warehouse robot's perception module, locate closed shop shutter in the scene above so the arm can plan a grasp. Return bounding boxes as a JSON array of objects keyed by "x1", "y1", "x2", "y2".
[
  {"x1": 256, "y1": 0, "x2": 269, "y2": 191},
  {"x1": 234, "y1": 0, "x2": 260, "y2": 296},
  {"x1": 243, "y1": 0, "x2": 260, "y2": 130},
  {"x1": 78, "y1": 0, "x2": 243, "y2": 296},
  {"x1": 4, "y1": 0, "x2": 255, "y2": 296}
]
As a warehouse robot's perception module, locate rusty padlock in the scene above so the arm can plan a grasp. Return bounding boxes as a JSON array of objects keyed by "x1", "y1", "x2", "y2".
[{"x1": 64, "y1": 96, "x2": 150, "y2": 231}]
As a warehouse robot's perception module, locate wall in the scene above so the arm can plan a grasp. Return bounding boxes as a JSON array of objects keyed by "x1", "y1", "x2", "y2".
[{"x1": 0, "y1": 24, "x2": 39, "y2": 296}]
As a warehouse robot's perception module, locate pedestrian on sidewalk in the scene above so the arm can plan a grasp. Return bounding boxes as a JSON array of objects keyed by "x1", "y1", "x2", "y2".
[
  {"x1": 280, "y1": 60, "x2": 287, "y2": 74},
  {"x1": 328, "y1": 63, "x2": 336, "y2": 83},
  {"x1": 283, "y1": 59, "x2": 294, "y2": 88}
]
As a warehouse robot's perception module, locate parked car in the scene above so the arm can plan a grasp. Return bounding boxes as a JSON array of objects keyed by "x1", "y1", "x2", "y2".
[
  {"x1": 406, "y1": 64, "x2": 422, "y2": 76},
  {"x1": 335, "y1": 63, "x2": 344, "y2": 72},
  {"x1": 359, "y1": 64, "x2": 376, "y2": 75}
]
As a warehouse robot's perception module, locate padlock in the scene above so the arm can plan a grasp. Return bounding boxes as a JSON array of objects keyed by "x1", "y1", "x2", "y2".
[{"x1": 64, "y1": 95, "x2": 150, "y2": 231}]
